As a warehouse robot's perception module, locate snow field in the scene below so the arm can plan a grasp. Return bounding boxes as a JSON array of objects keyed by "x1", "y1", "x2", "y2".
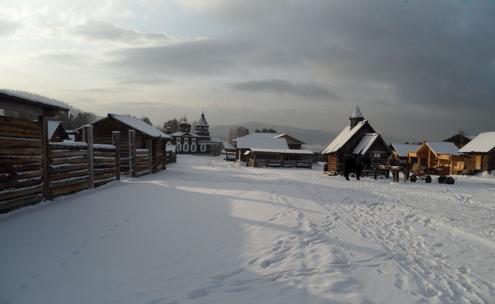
[{"x1": 1, "y1": 155, "x2": 494, "y2": 304}]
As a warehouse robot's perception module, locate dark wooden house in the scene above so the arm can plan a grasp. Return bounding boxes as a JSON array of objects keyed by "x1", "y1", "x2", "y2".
[
  {"x1": 322, "y1": 107, "x2": 390, "y2": 174},
  {"x1": 0, "y1": 89, "x2": 69, "y2": 212},
  {"x1": 77, "y1": 113, "x2": 170, "y2": 174},
  {"x1": 459, "y1": 132, "x2": 495, "y2": 173}
]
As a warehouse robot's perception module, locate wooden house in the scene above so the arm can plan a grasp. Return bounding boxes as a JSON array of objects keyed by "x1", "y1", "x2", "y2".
[
  {"x1": 444, "y1": 133, "x2": 471, "y2": 149},
  {"x1": 233, "y1": 133, "x2": 289, "y2": 162},
  {"x1": 48, "y1": 121, "x2": 69, "y2": 142},
  {"x1": 77, "y1": 113, "x2": 170, "y2": 174},
  {"x1": 246, "y1": 148, "x2": 314, "y2": 168},
  {"x1": 459, "y1": 132, "x2": 495, "y2": 173},
  {"x1": 0, "y1": 89, "x2": 69, "y2": 212},
  {"x1": 322, "y1": 107, "x2": 390, "y2": 174},
  {"x1": 410, "y1": 142, "x2": 464, "y2": 175}
]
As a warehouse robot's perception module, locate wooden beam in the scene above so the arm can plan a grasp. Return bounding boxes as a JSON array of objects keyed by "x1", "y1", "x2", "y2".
[
  {"x1": 129, "y1": 130, "x2": 136, "y2": 177},
  {"x1": 112, "y1": 131, "x2": 121, "y2": 181},
  {"x1": 83, "y1": 125, "x2": 95, "y2": 188},
  {"x1": 40, "y1": 115, "x2": 49, "y2": 199}
]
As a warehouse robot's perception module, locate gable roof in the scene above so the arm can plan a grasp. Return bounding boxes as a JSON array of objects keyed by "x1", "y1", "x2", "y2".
[
  {"x1": 48, "y1": 121, "x2": 64, "y2": 139},
  {"x1": 322, "y1": 120, "x2": 369, "y2": 154},
  {"x1": 275, "y1": 133, "x2": 306, "y2": 145},
  {"x1": 424, "y1": 142, "x2": 460, "y2": 156},
  {"x1": 391, "y1": 143, "x2": 420, "y2": 158},
  {"x1": 353, "y1": 133, "x2": 379, "y2": 155},
  {"x1": 235, "y1": 133, "x2": 289, "y2": 149},
  {"x1": 0, "y1": 89, "x2": 69, "y2": 111},
  {"x1": 459, "y1": 132, "x2": 495, "y2": 153},
  {"x1": 109, "y1": 114, "x2": 170, "y2": 139}
]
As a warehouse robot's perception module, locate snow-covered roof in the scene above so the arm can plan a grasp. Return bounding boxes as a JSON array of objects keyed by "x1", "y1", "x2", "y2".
[
  {"x1": 48, "y1": 121, "x2": 62, "y2": 139},
  {"x1": 353, "y1": 133, "x2": 379, "y2": 155},
  {"x1": 0, "y1": 89, "x2": 69, "y2": 111},
  {"x1": 391, "y1": 143, "x2": 420, "y2": 158},
  {"x1": 251, "y1": 148, "x2": 314, "y2": 155},
  {"x1": 459, "y1": 132, "x2": 495, "y2": 153},
  {"x1": 351, "y1": 106, "x2": 363, "y2": 118},
  {"x1": 425, "y1": 142, "x2": 460, "y2": 156},
  {"x1": 171, "y1": 131, "x2": 199, "y2": 137},
  {"x1": 322, "y1": 120, "x2": 368, "y2": 154},
  {"x1": 235, "y1": 133, "x2": 289, "y2": 150},
  {"x1": 109, "y1": 114, "x2": 170, "y2": 139},
  {"x1": 275, "y1": 133, "x2": 305, "y2": 145}
]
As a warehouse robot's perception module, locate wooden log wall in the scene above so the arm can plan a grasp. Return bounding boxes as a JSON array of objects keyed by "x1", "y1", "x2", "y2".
[
  {"x1": 134, "y1": 148, "x2": 152, "y2": 177},
  {"x1": 152, "y1": 139, "x2": 166, "y2": 172},
  {"x1": 93, "y1": 144, "x2": 117, "y2": 187},
  {"x1": 0, "y1": 116, "x2": 43, "y2": 213},
  {"x1": 48, "y1": 142, "x2": 89, "y2": 198}
]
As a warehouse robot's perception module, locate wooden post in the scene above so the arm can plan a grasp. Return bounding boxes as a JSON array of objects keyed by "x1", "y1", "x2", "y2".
[
  {"x1": 162, "y1": 139, "x2": 167, "y2": 170},
  {"x1": 112, "y1": 131, "x2": 121, "y2": 181},
  {"x1": 147, "y1": 138, "x2": 153, "y2": 172},
  {"x1": 129, "y1": 130, "x2": 136, "y2": 177},
  {"x1": 40, "y1": 115, "x2": 49, "y2": 199},
  {"x1": 83, "y1": 125, "x2": 94, "y2": 189}
]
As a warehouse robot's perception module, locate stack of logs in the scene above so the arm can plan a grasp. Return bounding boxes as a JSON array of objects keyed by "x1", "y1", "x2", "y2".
[{"x1": 134, "y1": 148, "x2": 152, "y2": 177}]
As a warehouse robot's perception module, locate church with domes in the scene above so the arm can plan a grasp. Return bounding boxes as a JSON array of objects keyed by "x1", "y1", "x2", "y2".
[{"x1": 169, "y1": 112, "x2": 222, "y2": 155}]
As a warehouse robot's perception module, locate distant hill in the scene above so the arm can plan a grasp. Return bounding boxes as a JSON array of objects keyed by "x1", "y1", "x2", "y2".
[{"x1": 210, "y1": 121, "x2": 336, "y2": 147}]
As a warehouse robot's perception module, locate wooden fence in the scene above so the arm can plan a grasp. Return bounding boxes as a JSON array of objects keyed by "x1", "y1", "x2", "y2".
[
  {"x1": 1, "y1": 121, "x2": 170, "y2": 213},
  {"x1": 0, "y1": 116, "x2": 43, "y2": 212}
]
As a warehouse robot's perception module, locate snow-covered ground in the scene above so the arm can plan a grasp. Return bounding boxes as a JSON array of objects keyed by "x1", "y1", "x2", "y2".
[{"x1": 1, "y1": 155, "x2": 494, "y2": 304}]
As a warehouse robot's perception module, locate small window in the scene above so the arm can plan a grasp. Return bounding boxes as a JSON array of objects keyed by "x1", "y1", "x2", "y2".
[
  {"x1": 192, "y1": 138, "x2": 196, "y2": 145},
  {"x1": 200, "y1": 144, "x2": 207, "y2": 152},
  {"x1": 176, "y1": 144, "x2": 181, "y2": 152},
  {"x1": 176, "y1": 137, "x2": 181, "y2": 144},
  {"x1": 183, "y1": 144, "x2": 189, "y2": 152},
  {"x1": 191, "y1": 145, "x2": 197, "y2": 152}
]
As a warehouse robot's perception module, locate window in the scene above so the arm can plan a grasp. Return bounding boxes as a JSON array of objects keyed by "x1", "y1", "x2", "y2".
[
  {"x1": 183, "y1": 137, "x2": 189, "y2": 145},
  {"x1": 372, "y1": 152, "x2": 381, "y2": 158},
  {"x1": 176, "y1": 144, "x2": 181, "y2": 152},
  {"x1": 200, "y1": 144, "x2": 207, "y2": 152},
  {"x1": 191, "y1": 145, "x2": 197, "y2": 152},
  {"x1": 192, "y1": 138, "x2": 196, "y2": 145},
  {"x1": 176, "y1": 137, "x2": 181, "y2": 145},
  {"x1": 183, "y1": 144, "x2": 189, "y2": 152}
]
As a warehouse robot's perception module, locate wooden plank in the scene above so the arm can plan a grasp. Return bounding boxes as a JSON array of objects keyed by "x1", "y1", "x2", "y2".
[
  {"x1": 49, "y1": 143, "x2": 87, "y2": 150},
  {"x1": 129, "y1": 130, "x2": 136, "y2": 177},
  {"x1": 0, "y1": 193, "x2": 43, "y2": 214},
  {"x1": 0, "y1": 115, "x2": 41, "y2": 129},
  {"x1": 41, "y1": 115, "x2": 49, "y2": 200},
  {"x1": 49, "y1": 176, "x2": 88, "y2": 188},
  {"x1": 48, "y1": 181, "x2": 88, "y2": 198},
  {"x1": 49, "y1": 150, "x2": 88, "y2": 157},
  {"x1": 0, "y1": 169, "x2": 42, "y2": 181},
  {"x1": 49, "y1": 169, "x2": 89, "y2": 182},
  {"x1": 0, "y1": 184, "x2": 42, "y2": 201},
  {"x1": 0, "y1": 177, "x2": 42, "y2": 191},
  {"x1": 49, "y1": 156, "x2": 88, "y2": 165},
  {"x1": 93, "y1": 151, "x2": 116, "y2": 157},
  {"x1": 49, "y1": 163, "x2": 88, "y2": 173},
  {"x1": 95, "y1": 177, "x2": 116, "y2": 187},
  {"x1": 0, "y1": 136, "x2": 42, "y2": 148},
  {"x1": 94, "y1": 172, "x2": 116, "y2": 181},
  {"x1": 0, "y1": 147, "x2": 42, "y2": 155}
]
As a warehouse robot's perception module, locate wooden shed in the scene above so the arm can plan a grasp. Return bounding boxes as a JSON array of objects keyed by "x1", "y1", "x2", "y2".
[
  {"x1": 247, "y1": 148, "x2": 313, "y2": 168},
  {"x1": 275, "y1": 134, "x2": 305, "y2": 150},
  {"x1": 459, "y1": 132, "x2": 495, "y2": 173},
  {"x1": 411, "y1": 142, "x2": 464, "y2": 175},
  {"x1": 322, "y1": 107, "x2": 390, "y2": 175},
  {"x1": 0, "y1": 90, "x2": 69, "y2": 212},
  {"x1": 77, "y1": 113, "x2": 170, "y2": 175}
]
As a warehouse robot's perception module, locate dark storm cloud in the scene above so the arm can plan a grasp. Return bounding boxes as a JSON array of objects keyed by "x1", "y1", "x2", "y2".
[
  {"x1": 231, "y1": 79, "x2": 340, "y2": 99},
  {"x1": 110, "y1": 0, "x2": 495, "y2": 139}
]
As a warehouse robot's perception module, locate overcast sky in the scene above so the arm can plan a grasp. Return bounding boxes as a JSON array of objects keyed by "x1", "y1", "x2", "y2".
[{"x1": 0, "y1": 0, "x2": 494, "y2": 142}]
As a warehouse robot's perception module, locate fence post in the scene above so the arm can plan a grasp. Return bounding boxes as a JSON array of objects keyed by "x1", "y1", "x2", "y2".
[
  {"x1": 163, "y1": 140, "x2": 167, "y2": 170},
  {"x1": 129, "y1": 130, "x2": 136, "y2": 177},
  {"x1": 112, "y1": 131, "x2": 121, "y2": 181},
  {"x1": 40, "y1": 115, "x2": 49, "y2": 199},
  {"x1": 83, "y1": 125, "x2": 95, "y2": 189},
  {"x1": 147, "y1": 138, "x2": 153, "y2": 172}
]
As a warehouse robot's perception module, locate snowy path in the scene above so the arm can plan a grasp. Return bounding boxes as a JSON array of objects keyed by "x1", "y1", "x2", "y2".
[{"x1": 1, "y1": 155, "x2": 494, "y2": 304}]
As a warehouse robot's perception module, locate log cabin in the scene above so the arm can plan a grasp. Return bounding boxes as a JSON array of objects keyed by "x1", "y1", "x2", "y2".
[
  {"x1": 443, "y1": 133, "x2": 471, "y2": 149},
  {"x1": 0, "y1": 89, "x2": 69, "y2": 212},
  {"x1": 459, "y1": 132, "x2": 495, "y2": 173},
  {"x1": 390, "y1": 143, "x2": 420, "y2": 161},
  {"x1": 322, "y1": 107, "x2": 390, "y2": 175},
  {"x1": 76, "y1": 113, "x2": 170, "y2": 174},
  {"x1": 410, "y1": 142, "x2": 464, "y2": 175},
  {"x1": 275, "y1": 134, "x2": 305, "y2": 150}
]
